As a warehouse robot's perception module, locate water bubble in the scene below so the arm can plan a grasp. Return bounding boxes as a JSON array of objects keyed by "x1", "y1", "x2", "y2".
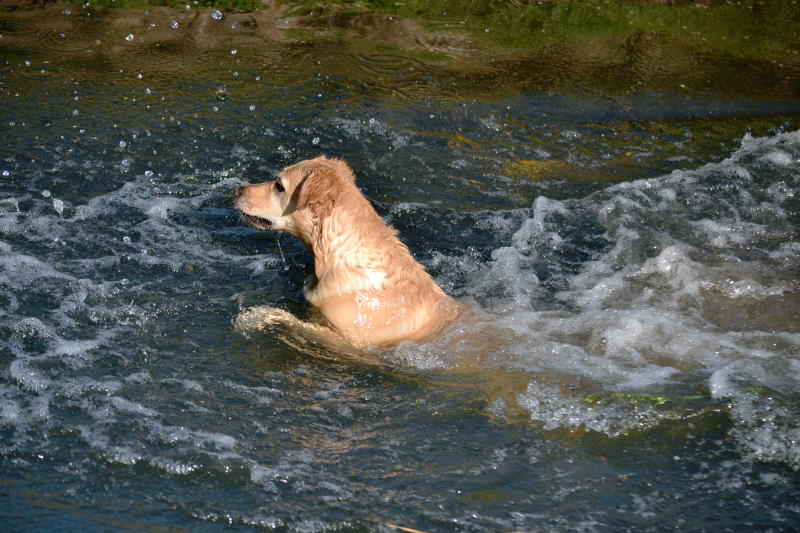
[
  {"x1": 119, "y1": 140, "x2": 127, "y2": 148},
  {"x1": 53, "y1": 198, "x2": 64, "y2": 216},
  {"x1": 312, "y1": 137, "x2": 320, "y2": 145},
  {"x1": 231, "y1": 22, "x2": 239, "y2": 30},
  {"x1": 211, "y1": 10, "x2": 223, "y2": 20},
  {"x1": 137, "y1": 73, "x2": 143, "y2": 79},
  {"x1": 249, "y1": 104, "x2": 256, "y2": 111},
  {"x1": 122, "y1": 236, "x2": 132, "y2": 245},
  {"x1": 144, "y1": 170, "x2": 154, "y2": 178},
  {"x1": 125, "y1": 34, "x2": 134, "y2": 42},
  {"x1": 170, "y1": 20, "x2": 179, "y2": 29},
  {"x1": 255, "y1": 75, "x2": 261, "y2": 81},
  {"x1": 145, "y1": 88, "x2": 152, "y2": 94},
  {"x1": 24, "y1": 60, "x2": 31, "y2": 67},
  {"x1": 2, "y1": 170, "x2": 9, "y2": 177},
  {"x1": 230, "y1": 49, "x2": 237, "y2": 55},
  {"x1": 42, "y1": 190, "x2": 51, "y2": 198},
  {"x1": 63, "y1": 9, "x2": 71, "y2": 15}
]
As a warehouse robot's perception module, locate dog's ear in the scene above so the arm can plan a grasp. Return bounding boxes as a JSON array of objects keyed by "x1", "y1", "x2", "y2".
[{"x1": 294, "y1": 164, "x2": 341, "y2": 219}]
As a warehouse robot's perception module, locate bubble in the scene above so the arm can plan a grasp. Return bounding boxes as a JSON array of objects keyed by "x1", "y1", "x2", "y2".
[
  {"x1": 125, "y1": 34, "x2": 134, "y2": 42},
  {"x1": 122, "y1": 236, "x2": 132, "y2": 245},
  {"x1": 42, "y1": 189, "x2": 51, "y2": 198},
  {"x1": 2, "y1": 170, "x2": 9, "y2": 177},
  {"x1": 119, "y1": 140, "x2": 127, "y2": 148},
  {"x1": 53, "y1": 198, "x2": 64, "y2": 216},
  {"x1": 211, "y1": 10, "x2": 223, "y2": 20},
  {"x1": 249, "y1": 105, "x2": 256, "y2": 111},
  {"x1": 312, "y1": 137, "x2": 320, "y2": 145},
  {"x1": 170, "y1": 20, "x2": 179, "y2": 29},
  {"x1": 144, "y1": 170, "x2": 154, "y2": 178},
  {"x1": 230, "y1": 49, "x2": 237, "y2": 55},
  {"x1": 63, "y1": 8, "x2": 71, "y2": 15}
]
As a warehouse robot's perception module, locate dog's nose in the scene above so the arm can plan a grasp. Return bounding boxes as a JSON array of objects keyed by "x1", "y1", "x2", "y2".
[{"x1": 234, "y1": 186, "x2": 243, "y2": 197}]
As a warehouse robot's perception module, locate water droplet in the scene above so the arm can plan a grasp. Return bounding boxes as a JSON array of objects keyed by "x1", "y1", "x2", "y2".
[
  {"x1": 119, "y1": 140, "x2": 127, "y2": 148},
  {"x1": 122, "y1": 236, "x2": 132, "y2": 245},
  {"x1": 230, "y1": 49, "x2": 237, "y2": 55},
  {"x1": 312, "y1": 137, "x2": 320, "y2": 145},
  {"x1": 137, "y1": 73, "x2": 143, "y2": 79},
  {"x1": 42, "y1": 190, "x2": 51, "y2": 198},
  {"x1": 145, "y1": 88, "x2": 152, "y2": 94},
  {"x1": 63, "y1": 9, "x2": 71, "y2": 15},
  {"x1": 231, "y1": 22, "x2": 239, "y2": 30},
  {"x1": 2, "y1": 170, "x2": 9, "y2": 177},
  {"x1": 53, "y1": 198, "x2": 64, "y2": 216},
  {"x1": 170, "y1": 20, "x2": 179, "y2": 29},
  {"x1": 125, "y1": 34, "x2": 134, "y2": 42},
  {"x1": 72, "y1": 109, "x2": 79, "y2": 116},
  {"x1": 24, "y1": 60, "x2": 31, "y2": 67},
  {"x1": 144, "y1": 170, "x2": 154, "y2": 178},
  {"x1": 255, "y1": 75, "x2": 261, "y2": 81},
  {"x1": 249, "y1": 104, "x2": 256, "y2": 111},
  {"x1": 211, "y1": 10, "x2": 223, "y2": 20}
]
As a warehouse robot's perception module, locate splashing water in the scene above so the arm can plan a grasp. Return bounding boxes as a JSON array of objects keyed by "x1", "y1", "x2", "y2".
[{"x1": 1, "y1": 10, "x2": 799, "y2": 529}]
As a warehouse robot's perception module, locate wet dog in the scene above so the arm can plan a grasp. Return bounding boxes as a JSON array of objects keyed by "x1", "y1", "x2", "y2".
[{"x1": 234, "y1": 156, "x2": 464, "y2": 350}]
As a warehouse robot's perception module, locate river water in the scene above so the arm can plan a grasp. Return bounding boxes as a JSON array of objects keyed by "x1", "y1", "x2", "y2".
[{"x1": 1, "y1": 4, "x2": 800, "y2": 532}]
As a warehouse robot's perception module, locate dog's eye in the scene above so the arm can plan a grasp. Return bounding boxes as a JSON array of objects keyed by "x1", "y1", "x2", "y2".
[{"x1": 274, "y1": 181, "x2": 285, "y2": 192}]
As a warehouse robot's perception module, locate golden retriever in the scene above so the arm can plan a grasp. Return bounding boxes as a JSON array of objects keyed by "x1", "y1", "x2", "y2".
[{"x1": 234, "y1": 156, "x2": 465, "y2": 350}]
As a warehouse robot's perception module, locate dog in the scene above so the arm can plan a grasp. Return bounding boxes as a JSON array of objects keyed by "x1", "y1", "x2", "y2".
[{"x1": 234, "y1": 156, "x2": 465, "y2": 350}]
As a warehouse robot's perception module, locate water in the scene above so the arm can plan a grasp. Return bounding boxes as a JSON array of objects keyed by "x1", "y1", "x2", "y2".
[{"x1": 2, "y1": 4, "x2": 800, "y2": 532}]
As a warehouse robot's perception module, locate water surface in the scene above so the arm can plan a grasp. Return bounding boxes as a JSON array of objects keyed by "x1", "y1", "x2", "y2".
[{"x1": 1, "y1": 3, "x2": 800, "y2": 532}]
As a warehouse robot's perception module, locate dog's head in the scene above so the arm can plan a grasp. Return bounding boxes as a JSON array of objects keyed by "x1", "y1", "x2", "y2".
[{"x1": 234, "y1": 156, "x2": 355, "y2": 237}]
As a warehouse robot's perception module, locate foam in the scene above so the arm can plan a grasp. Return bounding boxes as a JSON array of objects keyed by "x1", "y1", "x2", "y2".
[
  {"x1": 8, "y1": 359, "x2": 52, "y2": 392},
  {"x1": 395, "y1": 131, "x2": 800, "y2": 451}
]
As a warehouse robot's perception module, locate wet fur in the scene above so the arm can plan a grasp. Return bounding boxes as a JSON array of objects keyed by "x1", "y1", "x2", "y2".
[{"x1": 234, "y1": 156, "x2": 464, "y2": 350}]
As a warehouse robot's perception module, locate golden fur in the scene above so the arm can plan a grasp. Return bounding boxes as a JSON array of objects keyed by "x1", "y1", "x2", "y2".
[{"x1": 234, "y1": 156, "x2": 464, "y2": 349}]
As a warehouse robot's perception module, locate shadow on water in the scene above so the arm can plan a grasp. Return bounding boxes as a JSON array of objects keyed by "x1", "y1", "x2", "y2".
[{"x1": 1, "y1": 1, "x2": 800, "y2": 532}]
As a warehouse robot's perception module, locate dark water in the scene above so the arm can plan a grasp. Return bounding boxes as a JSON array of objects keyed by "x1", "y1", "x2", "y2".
[{"x1": 2, "y1": 4, "x2": 800, "y2": 532}]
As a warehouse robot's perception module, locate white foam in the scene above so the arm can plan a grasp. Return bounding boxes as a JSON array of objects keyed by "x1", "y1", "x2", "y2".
[
  {"x1": 761, "y1": 149, "x2": 794, "y2": 166},
  {"x1": 8, "y1": 359, "x2": 51, "y2": 392},
  {"x1": 110, "y1": 396, "x2": 158, "y2": 417},
  {"x1": 392, "y1": 131, "x2": 800, "y2": 448}
]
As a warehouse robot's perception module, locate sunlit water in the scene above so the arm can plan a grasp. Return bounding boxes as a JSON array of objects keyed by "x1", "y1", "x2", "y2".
[{"x1": 2, "y1": 7, "x2": 800, "y2": 532}]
